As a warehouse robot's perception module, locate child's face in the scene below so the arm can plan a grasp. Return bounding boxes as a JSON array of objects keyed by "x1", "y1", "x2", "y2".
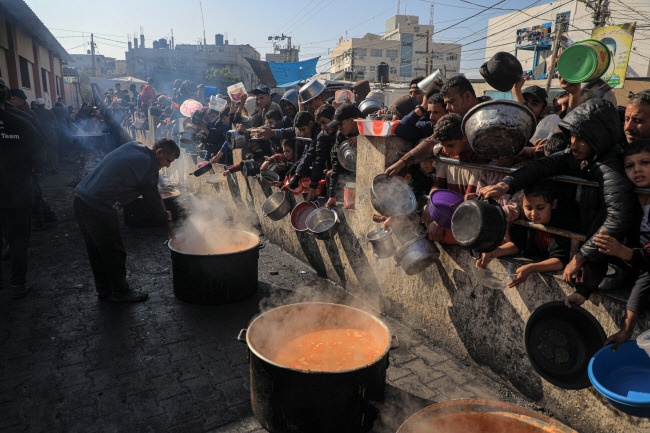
[
  {"x1": 441, "y1": 137, "x2": 469, "y2": 158},
  {"x1": 624, "y1": 151, "x2": 650, "y2": 187},
  {"x1": 522, "y1": 194, "x2": 556, "y2": 225},
  {"x1": 283, "y1": 145, "x2": 295, "y2": 161},
  {"x1": 266, "y1": 118, "x2": 277, "y2": 128},
  {"x1": 298, "y1": 123, "x2": 312, "y2": 138},
  {"x1": 419, "y1": 158, "x2": 435, "y2": 174}
]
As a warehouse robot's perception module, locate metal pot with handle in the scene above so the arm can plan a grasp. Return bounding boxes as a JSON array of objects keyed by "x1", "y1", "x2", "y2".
[
  {"x1": 262, "y1": 191, "x2": 296, "y2": 221},
  {"x1": 451, "y1": 196, "x2": 506, "y2": 253},
  {"x1": 393, "y1": 233, "x2": 439, "y2": 275}
]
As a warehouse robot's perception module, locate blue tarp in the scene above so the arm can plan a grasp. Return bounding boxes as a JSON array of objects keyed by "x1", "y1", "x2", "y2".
[{"x1": 245, "y1": 57, "x2": 320, "y2": 88}]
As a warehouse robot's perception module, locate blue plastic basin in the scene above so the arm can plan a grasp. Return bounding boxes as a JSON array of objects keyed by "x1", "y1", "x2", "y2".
[{"x1": 588, "y1": 341, "x2": 650, "y2": 417}]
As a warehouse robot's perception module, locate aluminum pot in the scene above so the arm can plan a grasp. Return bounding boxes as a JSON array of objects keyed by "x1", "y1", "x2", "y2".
[
  {"x1": 358, "y1": 98, "x2": 382, "y2": 116},
  {"x1": 393, "y1": 233, "x2": 439, "y2": 275},
  {"x1": 299, "y1": 79, "x2": 326, "y2": 103},
  {"x1": 462, "y1": 100, "x2": 536, "y2": 160},
  {"x1": 338, "y1": 141, "x2": 357, "y2": 171},
  {"x1": 306, "y1": 207, "x2": 339, "y2": 240},
  {"x1": 260, "y1": 169, "x2": 280, "y2": 186},
  {"x1": 451, "y1": 197, "x2": 507, "y2": 253},
  {"x1": 241, "y1": 159, "x2": 261, "y2": 177},
  {"x1": 367, "y1": 227, "x2": 396, "y2": 258},
  {"x1": 371, "y1": 174, "x2": 417, "y2": 217},
  {"x1": 179, "y1": 131, "x2": 196, "y2": 144},
  {"x1": 237, "y1": 302, "x2": 395, "y2": 433},
  {"x1": 262, "y1": 191, "x2": 296, "y2": 221},
  {"x1": 167, "y1": 230, "x2": 260, "y2": 305}
]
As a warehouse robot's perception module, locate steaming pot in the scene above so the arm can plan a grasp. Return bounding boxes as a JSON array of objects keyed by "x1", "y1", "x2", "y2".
[
  {"x1": 237, "y1": 302, "x2": 395, "y2": 433},
  {"x1": 393, "y1": 233, "x2": 439, "y2": 275},
  {"x1": 167, "y1": 229, "x2": 260, "y2": 304}
]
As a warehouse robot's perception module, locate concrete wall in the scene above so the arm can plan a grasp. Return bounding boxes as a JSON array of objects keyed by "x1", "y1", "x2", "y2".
[{"x1": 152, "y1": 127, "x2": 650, "y2": 433}]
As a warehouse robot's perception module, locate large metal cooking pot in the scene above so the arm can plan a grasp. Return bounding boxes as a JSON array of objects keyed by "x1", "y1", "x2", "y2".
[
  {"x1": 462, "y1": 100, "x2": 536, "y2": 160},
  {"x1": 262, "y1": 191, "x2": 296, "y2": 221},
  {"x1": 167, "y1": 229, "x2": 260, "y2": 304},
  {"x1": 299, "y1": 79, "x2": 326, "y2": 103},
  {"x1": 367, "y1": 227, "x2": 396, "y2": 258},
  {"x1": 371, "y1": 174, "x2": 417, "y2": 217},
  {"x1": 338, "y1": 141, "x2": 357, "y2": 171},
  {"x1": 451, "y1": 197, "x2": 506, "y2": 253},
  {"x1": 358, "y1": 98, "x2": 382, "y2": 116},
  {"x1": 397, "y1": 399, "x2": 577, "y2": 433},
  {"x1": 306, "y1": 207, "x2": 339, "y2": 240},
  {"x1": 393, "y1": 233, "x2": 439, "y2": 275},
  {"x1": 238, "y1": 302, "x2": 394, "y2": 433}
]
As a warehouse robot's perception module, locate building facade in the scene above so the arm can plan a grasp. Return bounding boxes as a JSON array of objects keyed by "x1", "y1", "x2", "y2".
[
  {"x1": 486, "y1": 0, "x2": 650, "y2": 79},
  {"x1": 0, "y1": 0, "x2": 71, "y2": 107},
  {"x1": 125, "y1": 34, "x2": 260, "y2": 92},
  {"x1": 70, "y1": 53, "x2": 117, "y2": 78},
  {"x1": 330, "y1": 15, "x2": 462, "y2": 83}
]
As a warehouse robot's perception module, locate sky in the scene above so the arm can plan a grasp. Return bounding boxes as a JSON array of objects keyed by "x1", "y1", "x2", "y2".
[{"x1": 26, "y1": 0, "x2": 556, "y2": 75}]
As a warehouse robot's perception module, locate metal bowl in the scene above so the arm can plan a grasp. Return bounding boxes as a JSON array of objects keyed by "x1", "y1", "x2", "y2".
[
  {"x1": 370, "y1": 174, "x2": 417, "y2": 217},
  {"x1": 260, "y1": 169, "x2": 280, "y2": 186},
  {"x1": 262, "y1": 191, "x2": 295, "y2": 221},
  {"x1": 358, "y1": 98, "x2": 382, "y2": 116},
  {"x1": 306, "y1": 208, "x2": 339, "y2": 240},
  {"x1": 299, "y1": 80, "x2": 326, "y2": 103},
  {"x1": 338, "y1": 141, "x2": 357, "y2": 171},
  {"x1": 462, "y1": 100, "x2": 536, "y2": 160}
]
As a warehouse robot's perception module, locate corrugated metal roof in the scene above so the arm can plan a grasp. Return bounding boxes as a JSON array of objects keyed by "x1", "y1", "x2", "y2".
[{"x1": 0, "y1": 0, "x2": 72, "y2": 62}]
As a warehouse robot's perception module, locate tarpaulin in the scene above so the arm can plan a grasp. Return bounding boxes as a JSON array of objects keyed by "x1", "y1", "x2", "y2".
[{"x1": 245, "y1": 57, "x2": 319, "y2": 88}]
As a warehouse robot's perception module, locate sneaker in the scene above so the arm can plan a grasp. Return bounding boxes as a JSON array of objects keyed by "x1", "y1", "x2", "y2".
[
  {"x1": 12, "y1": 284, "x2": 32, "y2": 299},
  {"x1": 109, "y1": 290, "x2": 149, "y2": 303}
]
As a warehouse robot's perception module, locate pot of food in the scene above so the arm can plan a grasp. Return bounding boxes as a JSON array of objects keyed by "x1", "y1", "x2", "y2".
[
  {"x1": 262, "y1": 191, "x2": 296, "y2": 221},
  {"x1": 451, "y1": 197, "x2": 506, "y2": 253},
  {"x1": 238, "y1": 302, "x2": 394, "y2": 433},
  {"x1": 393, "y1": 233, "x2": 439, "y2": 275},
  {"x1": 397, "y1": 399, "x2": 577, "y2": 433},
  {"x1": 367, "y1": 227, "x2": 396, "y2": 258},
  {"x1": 462, "y1": 100, "x2": 536, "y2": 160},
  {"x1": 306, "y1": 207, "x2": 339, "y2": 240},
  {"x1": 290, "y1": 201, "x2": 318, "y2": 232},
  {"x1": 168, "y1": 229, "x2": 260, "y2": 304},
  {"x1": 371, "y1": 174, "x2": 417, "y2": 217}
]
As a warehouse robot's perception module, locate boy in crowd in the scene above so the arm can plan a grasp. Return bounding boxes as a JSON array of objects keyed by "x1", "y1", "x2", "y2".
[
  {"x1": 258, "y1": 139, "x2": 296, "y2": 184},
  {"x1": 593, "y1": 139, "x2": 650, "y2": 349},
  {"x1": 326, "y1": 103, "x2": 361, "y2": 209},
  {"x1": 285, "y1": 111, "x2": 321, "y2": 191},
  {"x1": 303, "y1": 104, "x2": 337, "y2": 201},
  {"x1": 422, "y1": 113, "x2": 488, "y2": 243},
  {"x1": 481, "y1": 99, "x2": 639, "y2": 303},
  {"x1": 476, "y1": 182, "x2": 573, "y2": 287}
]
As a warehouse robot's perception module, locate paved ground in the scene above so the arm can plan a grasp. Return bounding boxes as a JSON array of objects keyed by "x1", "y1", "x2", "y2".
[{"x1": 0, "y1": 156, "x2": 544, "y2": 433}]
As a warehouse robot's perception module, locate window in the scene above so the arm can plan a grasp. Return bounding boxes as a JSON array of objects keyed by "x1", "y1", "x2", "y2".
[
  {"x1": 356, "y1": 66, "x2": 366, "y2": 72},
  {"x1": 354, "y1": 48, "x2": 366, "y2": 57},
  {"x1": 416, "y1": 34, "x2": 427, "y2": 38},
  {"x1": 446, "y1": 53, "x2": 458, "y2": 61},
  {"x1": 56, "y1": 76, "x2": 61, "y2": 96},
  {"x1": 415, "y1": 50, "x2": 426, "y2": 54},
  {"x1": 19, "y1": 56, "x2": 30, "y2": 88},
  {"x1": 370, "y1": 66, "x2": 376, "y2": 71},
  {"x1": 400, "y1": 59, "x2": 410, "y2": 65},
  {"x1": 371, "y1": 49, "x2": 382, "y2": 57},
  {"x1": 41, "y1": 68, "x2": 48, "y2": 92},
  {"x1": 401, "y1": 41, "x2": 412, "y2": 47},
  {"x1": 415, "y1": 67, "x2": 425, "y2": 71},
  {"x1": 432, "y1": 52, "x2": 441, "y2": 60},
  {"x1": 414, "y1": 26, "x2": 420, "y2": 32},
  {"x1": 386, "y1": 49, "x2": 398, "y2": 58}
]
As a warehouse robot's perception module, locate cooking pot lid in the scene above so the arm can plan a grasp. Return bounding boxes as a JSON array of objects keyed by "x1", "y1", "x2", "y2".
[{"x1": 525, "y1": 301, "x2": 606, "y2": 389}]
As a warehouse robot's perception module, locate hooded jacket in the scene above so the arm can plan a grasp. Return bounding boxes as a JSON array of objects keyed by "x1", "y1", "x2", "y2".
[{"x1": 502, "y1": 99, "x2": 639, "y2": 263}]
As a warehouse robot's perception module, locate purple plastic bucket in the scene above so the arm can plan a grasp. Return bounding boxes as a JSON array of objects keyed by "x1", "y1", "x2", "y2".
[{"x1": 428, "y1": 189, "x2": 464, "y2": 229}]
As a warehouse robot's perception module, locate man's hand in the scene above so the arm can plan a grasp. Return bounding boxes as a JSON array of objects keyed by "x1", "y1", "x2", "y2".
[
  {"x1": 479, "y1": 182, "x2": 509, "y2": 200},
  {"x1": 508, "y1": 265, "x2": 533, "y2": 288},
  {"x1": 236, "y1": 124, "x2": 248, "y2": 134},
  {"x1": 559, "y1": 76, "x2": 581, "y2": 95},
  {"x1": 256, "y1": 127, "x2": 273, "y2": 140},
  {"x1": 475, "y1": 251, "x2": 496, "y2": 270},
  {"x1": 426, "y1": 220, "x2": 445, "y2": 242},
  {"x1": 563, "y1": 253, "x2": 586, "y2": 284},
  {"x1": 326, "y1": 197, "x2": 337, "y2": 209},
  {"x1": 533, "y1": 137, "x2": 547, "y2": 154},
  {"x1": 512, "y1": 76, "x2": 525, "y2": 93},
  {"x1": 604, "y1": 329, "x2": 632, "y2": 352},
  {"x1": 385, "y1": 159, "x2": 406, "y2": 177},
  {"x1": 593, "y1": 230, "x2": 633, "y2": 261},
  {"x1": 564, "y1": 292, "x2": 586, "y2": 308}
]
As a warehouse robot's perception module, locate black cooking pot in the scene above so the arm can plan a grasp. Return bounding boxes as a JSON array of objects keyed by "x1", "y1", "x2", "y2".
[
  {"x1": 167, "y1": 230, "x2": 260, "y2": 304},
  {"x1": 190, "y1": 162, "x2": 213, "y2": 177},
  {"x1": 479, "y1": 52, "x2": 523, "y2": 92},
  {"x1": 238, "y1": 302, "x2": 394, "y2": 433},
  {"x1": 451, "y1": 197, "x2": 506, "y2": 253},
  {"x1": 241, "y1": 159, "x2": 261, "y2": 177}
]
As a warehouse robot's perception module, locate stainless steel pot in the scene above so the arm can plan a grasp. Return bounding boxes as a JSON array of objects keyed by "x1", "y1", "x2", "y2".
[
  {"x1": 299, "y1": 80, "x2": 326, "y2": 103},
  {"x1": 260, "y1": 169, "x2": 280, "y2": 186},
  {"x1": 358, "y1": 98, "x2": 382, "y2": 116},
  {"x1": 367, "y1": 227, "x2": 396, "y2": 258},
  {"x1": 179, "y1": 131, "x2": 196, "y2": 144},
  {"x1": 371, "y1": 174, "x2": 417, "y2": 217},
  {"x1": 462, "y1": 100, "x2": 536, "y2": 160},
  {"x1": 306, "y1": 208, "x2": 339, "y2": 240},
  {"x1": 262, "y1": 191, "x2": 296, "y2": 221},
  {"x1": 393, "y1": 234, "x2": 439, "y2": 275},
  {"x1": 226, "y1": 130, "x2": 247, "y2": 149},
  {"x1": 338, "y1": 141, "x2": 357, "y2": 171}
]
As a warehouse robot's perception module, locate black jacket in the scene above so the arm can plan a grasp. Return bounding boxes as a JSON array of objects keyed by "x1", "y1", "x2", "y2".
[
  {"x1": 328, "y1": 130, "x2": 358, "y2": 198},
  {"x1": 502, "y1": 99, "x2": 639, "y2": 263}
]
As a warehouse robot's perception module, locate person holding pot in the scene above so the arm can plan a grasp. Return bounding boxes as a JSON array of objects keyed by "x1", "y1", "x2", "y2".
[
  {"x1": 392, "y1": 91, "x2": 447, "y2": 148},
  {"x1": 326, "y1": 103, "x2": 361, "y2": 209},
  {"x1": 480, "y1": 99, "x2": 640, "y2": 305},
  {"x1": 512, "y1": 78, "x2": 547, "y2": 123},
  {"x1": 74, "y1": 138, "x2": 180, "y2": 303},
  {"x1": 284, "y1": 111, "x2": 322, "y2": 193}
]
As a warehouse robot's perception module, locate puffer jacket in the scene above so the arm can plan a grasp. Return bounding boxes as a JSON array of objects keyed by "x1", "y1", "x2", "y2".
[{"x1": 502, "y1": 99, "x2": 639, "y2": 263}]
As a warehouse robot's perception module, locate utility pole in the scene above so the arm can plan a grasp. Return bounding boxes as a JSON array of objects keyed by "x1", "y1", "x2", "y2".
[
  {"x1": 90, "y1": 33, "x2": 96, "y2": 77},
  {"x1": 425, "y1": 30, "x2": 430, "y2": 76},
  {"x1": 578, "y1": 0, "x2": 610, "y2": 28},
  {"x1": 545, "y1": 22, "x2": 567, "y2": 95}
]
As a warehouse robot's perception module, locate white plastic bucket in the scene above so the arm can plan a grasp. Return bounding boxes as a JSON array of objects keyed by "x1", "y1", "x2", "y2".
[{"x1": 637, "y1": 329, "x2": 650, "y2": 357}]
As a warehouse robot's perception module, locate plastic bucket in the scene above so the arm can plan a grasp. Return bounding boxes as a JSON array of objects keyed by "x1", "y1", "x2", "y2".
[
  {"x1": 557, "y1": 39, "x2": 611, "y2": 83},
  {"x1": 428, "y1": 189, "x2": 464, "y2": 229},
  {"x1": 227, "y1": 82, "x2": 247, "y2": 102},
  {"x1": 344, "y1": 182, "x2": 356, "y2": 209}
]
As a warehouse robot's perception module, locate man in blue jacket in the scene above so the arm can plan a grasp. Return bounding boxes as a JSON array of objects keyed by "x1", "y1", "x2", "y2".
[{"x1": 74, "y1": 139, "x2": 179, "y2": 302}]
